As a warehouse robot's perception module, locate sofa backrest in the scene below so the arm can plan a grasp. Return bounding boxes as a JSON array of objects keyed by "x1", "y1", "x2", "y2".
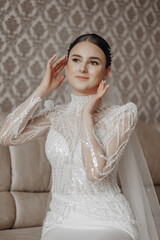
[{"x1": 0, "y1": 112, "x2": 51, "y2": 230}]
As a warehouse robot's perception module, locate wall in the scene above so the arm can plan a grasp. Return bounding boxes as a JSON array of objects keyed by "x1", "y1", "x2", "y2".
[{"x1": 0, "y1": 0, "x2": 160, "y2": 123}]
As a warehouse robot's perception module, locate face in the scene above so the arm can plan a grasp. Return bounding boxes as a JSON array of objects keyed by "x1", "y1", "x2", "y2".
[{"x1": 66, "y1": 41, "x2": 111, "y2": 96}]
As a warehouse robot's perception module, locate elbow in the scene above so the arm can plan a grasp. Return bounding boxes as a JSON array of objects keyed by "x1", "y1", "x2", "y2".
[
  {"x1": 0, "y1": 133, "x2": 6, "y2": 145},
  {"x1": 0, "y1": 136, "x2": 10, "y2": 146},
  {"x1": 0, "y1": 134, "x2": 15, "y2": 146},
  {"x1": 86, "y1": 170, "x2": 103, "y2": 182},
  {"x1": 0, "y1": 128, "x2": 9, "y2": 146},
  {"x1": 0, "y1": 138, "x2": 7, "y2": 146},
  {"x1": 86, "y1": 164, "x2": 114, "y2": 182},
  {"x1": 86, "y1": 173, "x2": 96, "y2": 182}
]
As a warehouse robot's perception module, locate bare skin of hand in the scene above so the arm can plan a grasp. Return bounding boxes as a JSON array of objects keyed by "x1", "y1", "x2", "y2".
[
  {"x1": 82, "y1": 80, "x2": 109, "y2": 116},
  {"x1": 37, "y1": 55, "x2": 67, "y2": 98}
]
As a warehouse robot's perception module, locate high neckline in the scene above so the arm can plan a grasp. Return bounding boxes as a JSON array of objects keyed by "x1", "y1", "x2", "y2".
[
  {"x1": 69, "y1": 93, "x2": 96, "y2": 111},
  {"x1": 68, "y1": 93, "x2": 111, "y2": 113}
]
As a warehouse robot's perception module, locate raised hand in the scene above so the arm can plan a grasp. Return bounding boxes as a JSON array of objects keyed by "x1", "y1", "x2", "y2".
[
  {"x1": 38, "y1": 55, "x2": 67, "y2": 98},
  {"x1": 82, "y1": 80, "x2": 109, "y2": 116}
]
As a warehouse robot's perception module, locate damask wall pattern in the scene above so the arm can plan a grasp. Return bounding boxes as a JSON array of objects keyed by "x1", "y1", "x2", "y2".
[{"x1": 0, "y1": 0, "x2": 160, "y2": 123}]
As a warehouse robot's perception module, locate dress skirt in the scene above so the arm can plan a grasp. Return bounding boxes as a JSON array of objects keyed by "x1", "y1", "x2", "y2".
[{"x1": 41, "y1": 212, "x2": 135, "y2": 240}]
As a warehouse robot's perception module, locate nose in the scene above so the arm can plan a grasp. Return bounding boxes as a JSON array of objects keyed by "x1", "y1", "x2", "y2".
[{"x1": 79, "y1": 63, "x2": 88, "y2": 73}]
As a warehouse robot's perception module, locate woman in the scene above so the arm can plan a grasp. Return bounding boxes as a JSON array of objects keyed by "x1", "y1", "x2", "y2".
[{"x1": 0, "y1": 34, "x2": 159, "y2": 240}]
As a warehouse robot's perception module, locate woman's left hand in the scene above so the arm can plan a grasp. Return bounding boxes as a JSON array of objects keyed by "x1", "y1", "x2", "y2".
[{"x1": 82, "y1": 80, "x2": 109, "y2": 116}]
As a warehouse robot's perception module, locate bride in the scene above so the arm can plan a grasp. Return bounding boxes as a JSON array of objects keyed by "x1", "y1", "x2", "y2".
[{"x1": 0, "y1": 33, "x2": 159, "y2": 240}]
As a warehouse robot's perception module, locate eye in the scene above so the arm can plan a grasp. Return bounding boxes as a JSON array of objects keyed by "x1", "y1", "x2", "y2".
[
  {"x1": 90, "y1": 61, "x2": 99, "y2": 65},
  {"x1": 72, "y1": 58, "x2": 80, "y2": 63}
]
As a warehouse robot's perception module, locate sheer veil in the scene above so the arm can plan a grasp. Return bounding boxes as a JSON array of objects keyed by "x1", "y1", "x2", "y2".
[{"x1": 103, "y1": 79, "x2": 160, "y2": 240}]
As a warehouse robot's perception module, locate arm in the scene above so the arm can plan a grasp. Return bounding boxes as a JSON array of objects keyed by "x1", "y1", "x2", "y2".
[
  {"x1": 0, "y1": 55, "x2": 67, "y2": 146},
  {"x1": 81, "y1": 112, "x2": 106, "y2": 181},
  {"x1": 81, "y1": 82, "x2": 137, "y2": 182},
  {"x1": 81, "y1": 102, "x2": 137, "y2": 182},
  {"x1": 0, "y1": 88, "x2": 54, "y2": 146},
  {"x1": 101, "y1": 103, "x2": 137, "y2": 177}
]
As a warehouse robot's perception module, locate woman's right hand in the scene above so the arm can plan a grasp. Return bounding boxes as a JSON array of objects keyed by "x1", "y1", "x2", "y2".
[{"x1": 37, "y1": 55, "x2": 67, "y2": 99}]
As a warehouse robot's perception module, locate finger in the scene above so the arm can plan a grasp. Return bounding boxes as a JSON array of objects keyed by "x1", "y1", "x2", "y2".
[
  {"x1": 104, "y1": 84, "x2": 109, "y2": 91},
  {"x1": 101, "y1": 80, "x2": 108, "y2": 91},
  {"x1": 102, "y1": 84, "x2": 109, "y2": 95},
  {"x1": 47, "y1": 54, "x2": 56, "y2": 70},
  {"x1": 101, "y1": 80, "x2": 107, "y2": 88},
  {"x1": 97, "y1": 80, "x2": 103, "y2": 90},
  {"x1": 53, "y1": 58, "x2": 67, "y2": 72},
  {"x1": 52, "y1": 59, "x2": 67, "y2": 74},
  {"x1": 57, "y1": 74, "x2": 65, "y2": 83},
  {"x1": 97, "y1": 80, "x2": 104, "y2": 94},
  {"x1": 53, "y1": 62, "x2": 67, "y2": 77},
  {"x1": 97, "y1": 82, "x2": 102, "y2": 95},
  {"x1": 98, "y1": 82, "x2": 109, "y2": 97},
  {"x1": 48, "y1": 54, "x2": 56, "y2": 65},
  {"x1": 51, "y1": 55, "x2": 66, "y2": 68}
]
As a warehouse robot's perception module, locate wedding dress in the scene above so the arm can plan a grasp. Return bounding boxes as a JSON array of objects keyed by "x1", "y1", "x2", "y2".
[{"x1": 0, "y1": 87, "x2": 159, "y2": 240}]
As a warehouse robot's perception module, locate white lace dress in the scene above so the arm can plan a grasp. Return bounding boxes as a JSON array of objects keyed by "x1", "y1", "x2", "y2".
[{"x1": 0, "y1": 93, "x2": 139, "y2": 240}]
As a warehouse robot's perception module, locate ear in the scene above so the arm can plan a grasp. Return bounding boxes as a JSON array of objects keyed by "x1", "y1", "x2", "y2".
[{"x1": 104, "y1": 66, "x2": 111, "y2": 80}]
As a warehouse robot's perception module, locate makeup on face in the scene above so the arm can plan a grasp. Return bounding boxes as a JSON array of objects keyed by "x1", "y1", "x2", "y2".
[{"x1": 66, "y1": 42, "x2": 108, "y2": 95}]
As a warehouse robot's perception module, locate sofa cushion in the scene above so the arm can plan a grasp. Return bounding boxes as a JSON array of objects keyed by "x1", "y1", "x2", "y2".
[
  {"x1": 9, "y1": 137, "x2": 51, "y2": 192},
  {"x1": 136, "y1": 120, "x2": 160, "y2": 185},
  {"x1": 12, "y1": 192, "x2": 49, "y2": 229},
  {"x1": 0, "y1": 226, "x2": 42, "y2": 240},
  {"x1": 155, "y1": 186, "x2": 160, "y2": 204},
  {"x1": 0, "y1": 145, "x2": 11, "y2": 191},
  {"x1": 0, "y1": 192, "x2": 16, "y2": 230}
]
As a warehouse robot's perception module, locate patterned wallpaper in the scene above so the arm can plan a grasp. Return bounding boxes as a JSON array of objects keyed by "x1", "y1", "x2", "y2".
[{"x1": 0, "y1": 0, "x2": 160, "y2": 123}]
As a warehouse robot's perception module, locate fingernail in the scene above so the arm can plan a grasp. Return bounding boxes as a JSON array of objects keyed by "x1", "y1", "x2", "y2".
[
  {"x1": 107, "y1": 84, "x2": 109, "y2": 88},
  {"x1": 53, "y1": 53, "x2": 56, "y2": 57}
]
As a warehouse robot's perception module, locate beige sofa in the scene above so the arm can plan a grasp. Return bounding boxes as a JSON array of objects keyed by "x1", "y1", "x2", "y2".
[
  {"x1": 0, "y1": 112, "x2": 51, "y2": 240},
  {"x1": 0, "y1": 112, "x2": 160, "y2": 240}
]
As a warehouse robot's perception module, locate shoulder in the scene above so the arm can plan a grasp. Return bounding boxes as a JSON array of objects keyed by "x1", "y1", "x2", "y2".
[
  {"x1": 44, "y1": 99, "x2": 55, "y2": 111},
  {"x1": 119, "y1": 102, "x2": 138, "y2": 123},
  {"x1": 110, "y1": 102, "x2": 138, "y2": 127},
  {"x1": 95, "y1": 101, "x2": 137, "y2": 127},
  {"x1": 115, "y1": 102, "x2": 137, "y2": 118},
  {"x1": 121, "y1": 102, "x2": 137, "y2": 112},
  {"x1": 95, "y1": 102, "x2": 138, "y2": 139},
  {"x1": 110, "y1": 102, "x2": 138, "y2": 130},
  {"x1": 96, "y1": 101, "x2": 137, "y2": 117}
]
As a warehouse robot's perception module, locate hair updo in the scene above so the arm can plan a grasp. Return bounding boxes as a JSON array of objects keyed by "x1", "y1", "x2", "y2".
[{"x1": 67, "y1": 33, "x2": 112, "y2": 69}]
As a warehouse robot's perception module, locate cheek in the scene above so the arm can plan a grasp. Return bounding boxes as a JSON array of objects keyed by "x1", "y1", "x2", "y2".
[
  {"x1": 66, "y1": 64, "x2": 74, "y2": 84},
  {"x1": 66, "y1": 63, "x2": 72, "y2": 78},
  {"x1": 66, "y1": 61, "x2": 76, "y2": 75},
  {"x1": 92, "y1": 67, "x2": 105, "y2": 79}
]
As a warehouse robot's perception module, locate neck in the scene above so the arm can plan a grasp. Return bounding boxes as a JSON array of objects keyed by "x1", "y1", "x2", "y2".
[
  {"x1": 69, "y1": 93, "x2": 96, "y2": 111},
  {"x1": 71, "y1": 90, "x2": 97, "y2": 97}
]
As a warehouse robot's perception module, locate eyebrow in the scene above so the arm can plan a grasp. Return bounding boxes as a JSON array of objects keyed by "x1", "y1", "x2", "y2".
[{"x1": 71, "y1": 54, "x2": 102, "y2": 62}]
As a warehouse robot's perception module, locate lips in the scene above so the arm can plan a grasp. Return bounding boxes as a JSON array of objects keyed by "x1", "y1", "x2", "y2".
[{"x1": 76, "y1": 75, "x2": 89, "y2": 80}]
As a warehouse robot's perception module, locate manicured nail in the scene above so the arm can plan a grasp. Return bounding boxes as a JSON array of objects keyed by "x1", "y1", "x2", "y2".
[
  {"x1": 53, "y1": 53, "x2": 56, "y2": 57},
  {"x1": 107, "y1": 84, "x2": 109, "y2": 88}
]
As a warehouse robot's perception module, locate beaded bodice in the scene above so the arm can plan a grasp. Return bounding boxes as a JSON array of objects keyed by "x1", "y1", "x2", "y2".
[
  {"x1": 46, "y1": 95, "x2": 121, "y2": 199},
  {"x1": 0, "y1": 93, "x2": 138, "y2": 240}
]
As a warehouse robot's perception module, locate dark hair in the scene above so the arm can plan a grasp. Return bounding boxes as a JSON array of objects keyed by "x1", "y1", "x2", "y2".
[{"x1": 67, "y1": 33, "x2": 112, "y2": 69}]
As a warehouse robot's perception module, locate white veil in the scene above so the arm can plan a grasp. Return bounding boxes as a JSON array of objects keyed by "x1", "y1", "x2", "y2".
[{"x1": 103, "y1": 79, "x2": 160, "y2": 240}]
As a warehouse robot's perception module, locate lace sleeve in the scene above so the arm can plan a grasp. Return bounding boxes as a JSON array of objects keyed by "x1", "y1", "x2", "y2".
[
  {"x1": 0, "y1": 93, "x2": 54, "y2": 146},
  {"x1": 81, "y1": 102, "x2": 137, "y2": 182}
]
